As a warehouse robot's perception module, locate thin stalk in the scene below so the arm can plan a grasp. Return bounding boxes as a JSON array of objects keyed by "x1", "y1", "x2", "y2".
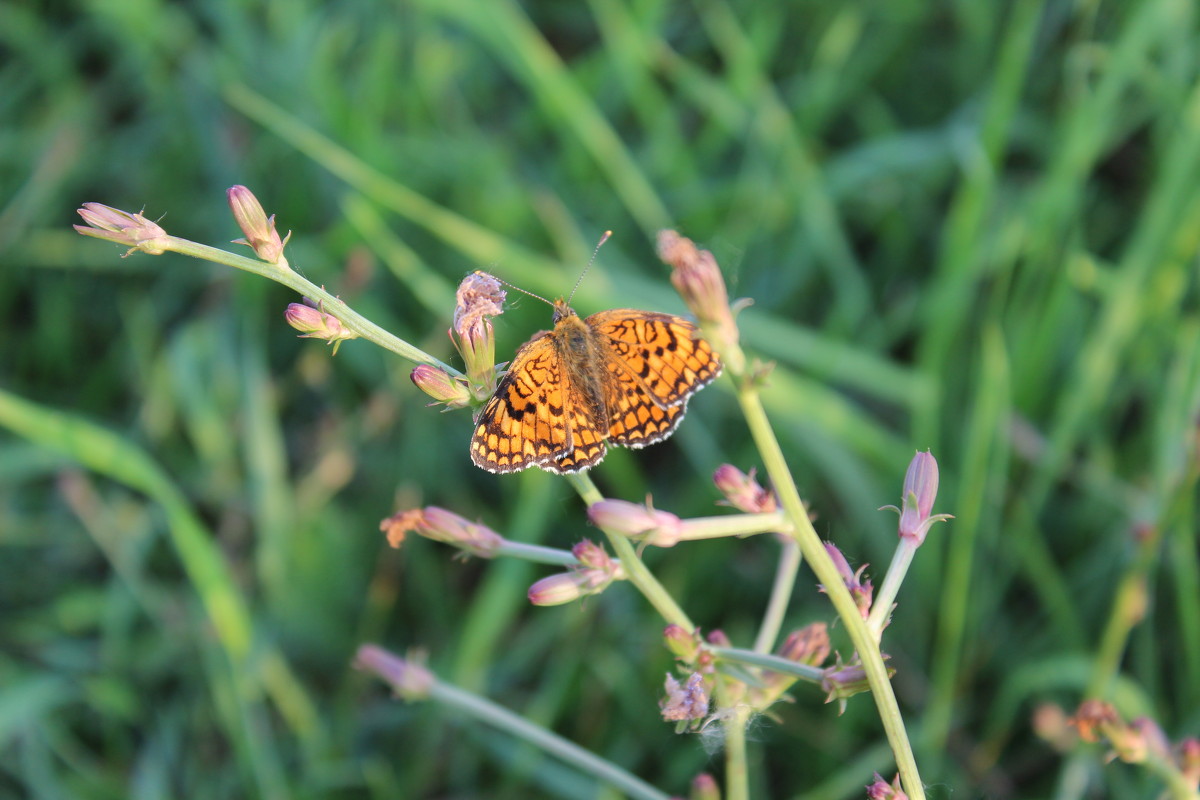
[
  {"x1": 709, "y1": 646, "x2": 824, "y2": 683},
  {"x1": 565, "y1": 474, "x2": 693, "y2": 629},
  {"x1": 867, "y1": 540, "x2": 919, "y2": 641},
  {"x1": 429, "y1": 681, "x2": 672, "y2": 800},
  {"x1": 752, "y1": 537, "x2": 801, "y2": 654},
  {"x1": 736, "y1": 381, "x2": 925, "y2": 799},
  {"x1": 159, "y1": 236, "x2": 457, "y2": 373}
]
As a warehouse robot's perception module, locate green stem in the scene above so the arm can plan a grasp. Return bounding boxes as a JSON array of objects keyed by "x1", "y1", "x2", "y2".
[
  {"x1": 565, "y1": 474, "x2": 693, "y2": 629},
  {"x1": 709, "y1": 646, "x2": 824, "y2": 682},
  {"x1": 735, "y1": 381, "x2": 925, "y2": 800},
  {"x1": 676, "y1": 510, "x2": 789, "y2": 541},
  {"x1": 428, "y1": 680, "x2": 672, "y2": 800},
  {"x1": 159, "y1": 236, "x2": 458, "y2": 373},
  {"x1": 867, "y1": 540, "x2": 918, "y2": 640},
  {"x1": 753, "y1": 537, "x2": 801, "y2": 654},
  {"x1": 723, "y1": 705, "x2": 751, "y2": 800}
]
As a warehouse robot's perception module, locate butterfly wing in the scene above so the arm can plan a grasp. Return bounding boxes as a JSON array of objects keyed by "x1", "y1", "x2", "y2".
[
  {"x1": 470, "y1": 333, "x2": 572, "y2": 473},
  {"x1": 470, "y1": 329, "x2": 611, "y2": 473},
  {"x1": 587, "y1": 309, "x2": 722, "y2": 449}
]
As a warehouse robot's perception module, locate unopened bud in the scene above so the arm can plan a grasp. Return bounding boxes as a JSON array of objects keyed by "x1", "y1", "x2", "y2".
[
  {"x1": 820, "y1": 543, "x2": 873, "y2": 619},
  {"x1": 588, "y1": 498, "x2": 684, "y2": 547},
  {"x1": 713, "y1": 464, "x2": 776, "y2": 512},
  {"x1": 227, "y1": 185, "x2": 290, "y2": 266},
  {"x1": 285, "y1": 300, "x2": 359, "y2": 355},
  {"x1": 657, "y1": 229, "x2": 742, "y2": 372},
  {"x1": 354, "y1": 644, "x2": 434, "y2": 700},
  {"x1": 881, "y1": 450, "x2": 953, "y2": 545},
  {"x1": 74, "y1": 203, "x2": 171, "y2": 255},
  {"x1": 410, "y1": 365, "x2": 471, "y2": 409},
  {"x1": 778, "y1": 622, "x2": 831, "y2": 667},
  {"x1": 865, "y1": 773, "x2": 907, "y2": 800},
  {"x1": 690, "y1": 773, "x2": 720, "y2": 800}
]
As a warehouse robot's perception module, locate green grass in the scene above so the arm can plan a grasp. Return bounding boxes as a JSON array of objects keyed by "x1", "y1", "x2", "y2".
[{"x1": 3, "y1": 0, "x2": 1199, "y2": 797}]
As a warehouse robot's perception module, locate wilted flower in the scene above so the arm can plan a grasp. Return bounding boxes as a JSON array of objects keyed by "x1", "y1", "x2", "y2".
[
  {"x1": 881, "y1": 450, "x2": 953, "y2": 545},
  {"x1": 74, "y1": 203, "x2": 171, "y2": 256},
  {"x1": 410, "y1": 365, "x2": 471, "y2": 409},
  {"x1": 452, "y1": 271, "x2": 505, "y2": 398},
  {"x1": 661, "y1": 672, "x2": 709, "y2": 724},
  {"x1": 379, "y1": 506, "x2": 503, "y2": 558},
  {"x1": 227, "y1": 185, "x2": 290, "y2": 266},
  {"x1": 713, "y1": 464, "x2": 776, "y2": 513},
  {"x1": 354, "y1": 644, "x2": 434, "y2": 700},
  {"x1": 821, "y1": 654, "x2": 887, "y2": 715},
  {"x1": 285, "y1": 300, "x2": 359, "y2": 355}
]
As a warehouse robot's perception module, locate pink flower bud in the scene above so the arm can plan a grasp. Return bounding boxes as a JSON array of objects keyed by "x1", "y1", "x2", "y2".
[
  {"x1": 881, "y1": 450, "x2": 953, "y2": 545},
  {"x1": 227, "y1": 185, "x2": 290, "y2": 265},
  {"x1": 74, "y1": 203, "x2": 171, "y2": 255},
  {"x1": 713, "y1": 464, "x2": 776, "y2": 512},
  {"x1": 705, "y1": 629, "x2": 732, "y2": 648},
  {"x1": 819, "y1": 543, "x2": 873, "y2": 619},
  {"x1": 410, "y1": 365, "x2": 471, "y2": 409},
  {"x1": 528, "y1": 571, "x2": 591, "y2": 606},
  {"x1": 1179, "y1": 737, "x2": 1200, "y2": 785},
  {"x1": 354, "y1": 644, "x2": 434, "y2": 700},
  {"x1": 588, "y1": 498, "x2": 684, "y2": 547},
  {"x1": 690, "y1": 773, "x2": 720, "y2": 800},
  {"x1": 657, "y1": 229, "x2": 741, "y2": 369},
  {"x1": 663, "y1": 624, "x2": 701, "y2": 663},
  {"x1": 821, "y1": 654, "x2": 888, "y2": 715},
  {"x1": 778, "y1": 622, "x2": 831, "y2": 667},
  {"x1": 285, "y1": 301, "x2": 359, "y2": 355},
  {"x1": 865, "y1": 772, "x2": 907, "y2": 799},
  {"x1": 379, "y1": 506, "x2": 503, "y2": 557}
]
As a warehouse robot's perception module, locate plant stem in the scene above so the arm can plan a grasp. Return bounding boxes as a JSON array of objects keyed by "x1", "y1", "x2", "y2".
[
  {"x1": 565, "y1": 473, "x2": 693, "y2": 629},
  {"x1": 867, "y1": 540, "x2": 918, "y2": 640},
  {"x1": 735, "y1": 381, "x2": 926, "y2": 799},
  {"x1": 429, "y1": 679, "x2": 672, "y2": 800},
  {"x1": 709, "y1": 646, "x2": 824, "y2": 682},
  {"x1": 753, "y1": 537, "x2": 801, "y2": 654},
  {"x1": 160, "y1": 236, "x2": 458, "y2": 373}
]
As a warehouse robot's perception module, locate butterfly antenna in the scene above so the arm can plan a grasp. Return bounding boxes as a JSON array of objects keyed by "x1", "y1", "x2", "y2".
[
  {"x1": 566, "y1": 230, "x2": 612, "y2": 306},
  {"x1": 482, "y1": 270, "x2": 555, "y2": 309}
]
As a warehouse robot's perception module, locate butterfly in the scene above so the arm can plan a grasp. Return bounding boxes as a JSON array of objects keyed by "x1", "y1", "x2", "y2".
[{"x1": 470, "y1": 298, "x2": 722, "y2": 473}]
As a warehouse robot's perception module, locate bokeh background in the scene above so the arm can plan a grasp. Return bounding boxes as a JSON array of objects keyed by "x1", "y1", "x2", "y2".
[{"x1": 3, "y1": 0, "x2": 1199, "y2": 797}]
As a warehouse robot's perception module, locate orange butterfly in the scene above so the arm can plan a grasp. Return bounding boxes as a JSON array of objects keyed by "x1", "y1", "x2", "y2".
[{"x1": 470, "y1": 299, "x2": 722, "y2": 473}]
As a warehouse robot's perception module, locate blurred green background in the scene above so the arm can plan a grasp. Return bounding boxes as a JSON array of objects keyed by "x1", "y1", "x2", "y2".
[{"x1": 2, "y1": 0, "x2": 1198, "y2": 797}]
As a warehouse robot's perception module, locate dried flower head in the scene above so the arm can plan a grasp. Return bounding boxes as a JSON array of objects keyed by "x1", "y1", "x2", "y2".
[
  {"x1": 379, "y1": 506, "x2": 503, "y2": 558},
  {"x1": 74, "y1": 203, "x2": 171, "y2": 256},
  {"x1": 661, "y1": 672, "x2": 709, "y2": 724}
]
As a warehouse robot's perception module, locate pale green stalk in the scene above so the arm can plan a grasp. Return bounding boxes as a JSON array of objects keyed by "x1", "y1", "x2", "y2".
[
  {"x1": 157, "y1": 236, "x2": 457, "y2": 373},
  {"x1": 867, "y1": 540, "x2": 919, "y2": 640},
  {"x1": 735, "y1": 381, "x2": 925, "y2": 800},
  {"x1": 753, "y1": 537, "x2": 801, "y2": 654}
]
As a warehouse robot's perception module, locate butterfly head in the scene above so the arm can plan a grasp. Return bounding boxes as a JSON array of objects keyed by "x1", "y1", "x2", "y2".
[{"x1": 551, "y1": 298, "x2": 578, "y2": 324}]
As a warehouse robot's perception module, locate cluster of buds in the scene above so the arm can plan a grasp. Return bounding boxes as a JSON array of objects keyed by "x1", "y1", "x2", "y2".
[
  {"x1": 285, "y1": 298, "x2": 360, "y2": 355},
  {"x1": 712, "y1": 465, "x2": 776, "y2": 513},
  {"x1": 74, "y1": 203, "x2": 172, "y2": 256},
  {"x1": 379, "y1": 506, "x2": 504, "y2": 558},
  {"x1": 657, "y1": 230, "x2": 744, "y2": 373},
  {"x1": 821, "y1": 543, "x2": 873, "y2": 620},
  {"x1": 1069, "y1": 699, "x2": 1199, "y2": 785},
  {"x1": 527, "y1": 540, "x2": 625, "y2": 606}
]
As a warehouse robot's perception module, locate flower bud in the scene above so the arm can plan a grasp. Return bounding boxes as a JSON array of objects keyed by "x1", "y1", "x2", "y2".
[
  {"x1": 690, "y1": 773, "x2": 720, "y2": 800},
  {"x1": 1179, "y1": 737, "x2": 1200, "y2": 785},
  {"x1": 881, "y1": 450, "x2": 953, "y2": 545},
  {"x1": 865, "y1": 772, "x2": 907, "y2": 800},
  {"x1": 588, "y1": 498, "x2": 684, "y2": 547},
  {"x1": 379, "y1": 506, "x2": 503, "y2": 557},
  {"x1": 657, "y1": 229, "x2": 742, "y2": 372},
  {"x1": 410, "y1": 365, "x2": 471, "y2": 409},
  {"x1": 528, "y1": 571, "x2": 592, "y2": 606},
  {"x1": 354, "y1": 644, "x2": 434, "y2": 700},
  {"x1": 819, "y1": 543, "x2": 873, "y2": 619},
  {"x1": 713, "y1": 464, "x2": 776, "y2": 513},
  {"x1": 821, "y1": 655, "x2": 886, "y2": 715},
  {"x1": 285, "y1": 300, "x2": 360, "y2": 355},
  {"x1": 778, "y1": 622, "x2": 831, "y2": 667},
  {"x1": 74, "y1": 203, "x2": 171, "y2": 255},
  {"x1": 663, "y1": 624, "x2": 702, "y2": 664},
  {"x1": 227, "y1": 185, "x2": 290, "y2": 266}
]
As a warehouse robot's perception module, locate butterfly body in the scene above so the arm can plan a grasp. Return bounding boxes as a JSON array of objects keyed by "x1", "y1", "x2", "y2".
[{"x1": 471, "y1": 299, "x2": 721, "y2": 474}]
